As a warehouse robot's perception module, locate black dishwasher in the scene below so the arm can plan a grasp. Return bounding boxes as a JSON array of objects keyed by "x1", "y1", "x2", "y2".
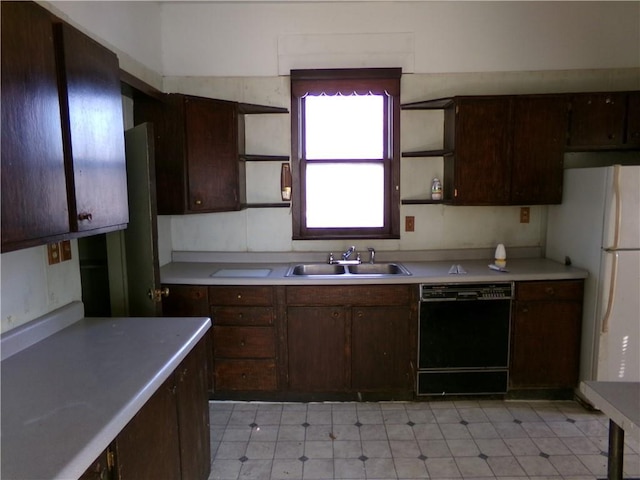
[{"x1": 417, "y1": 283, "x2": 513, "y2": 395}]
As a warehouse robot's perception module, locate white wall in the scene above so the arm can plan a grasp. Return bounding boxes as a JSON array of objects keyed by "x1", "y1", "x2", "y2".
[
  {"x1": 43, "y1": 1, "x2": 164, "y2": 89},
  {"x1": 1, "y1": 243, "x2": 82, "y2": 333},
  {"x1": 163, "y1": 67, "x2": 639, "y2": 254},
  {"x1": 160, "y1": 1, "x2": 640, "y2": 77}
]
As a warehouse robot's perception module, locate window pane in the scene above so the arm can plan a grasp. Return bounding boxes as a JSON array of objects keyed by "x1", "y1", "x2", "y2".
[
  {"x1": 305, "y1": 94, "x2": 384, "y2": 160},
  {"x1": 306, "y1": 163, "x2": 384, "y2": 228}
]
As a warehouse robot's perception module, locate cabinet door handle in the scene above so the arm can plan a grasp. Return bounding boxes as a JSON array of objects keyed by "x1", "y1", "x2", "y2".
[
  {"x1": 237, "y1": 294, "x2": 242, "y2": 300},
  {"x1": 544, "y1": 287, "x2": 555, "y2": 296},
  {"x1": 78, "y1": 212, "x2": 93, "y2": 222},
  {"x1": 194, "y1": 199, "x2": 202, "y2": 205}
]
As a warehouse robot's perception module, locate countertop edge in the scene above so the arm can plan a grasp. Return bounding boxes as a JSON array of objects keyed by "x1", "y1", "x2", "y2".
[{"x1": 59, "y1": 316, "x2": 212, "y2": 480}]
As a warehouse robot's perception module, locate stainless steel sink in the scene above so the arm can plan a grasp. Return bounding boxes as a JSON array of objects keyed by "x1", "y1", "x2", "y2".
[
  {"x1": 347, "y1": 263, "x2": 411, "y2": 276},
  {"x1": 287, "y1": 264, "x2": 347, "y2": 276},
  {"x1": 286, "y1": 262, "x2": 410, "y2": 277}
]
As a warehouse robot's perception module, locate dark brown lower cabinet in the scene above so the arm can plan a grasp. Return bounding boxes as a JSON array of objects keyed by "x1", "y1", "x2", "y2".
[
  {"x1": 81, "y1": 338, "x2": 210, "y2": 480},
  {"x1": 175, "y1": 338, "x2": 211, "y2": 480},
  {"x1": 114, "y1": 375, "x2": 182, "y2": 479},
  {"x1": 285, "y1": 285, "x2": 417, "y2": 397},
  {"x1": 287, "y1": 306, "x2": 349, "y2": 392},
  {"x1": 510, "y1": 280, "x2": 584, "y2": 390},
  {"x1": 79, "y1": 448, "x2": 113, "y2": 480},
  {"x1": 352, "y1": 306, "x2": 412, "y2": 392}
]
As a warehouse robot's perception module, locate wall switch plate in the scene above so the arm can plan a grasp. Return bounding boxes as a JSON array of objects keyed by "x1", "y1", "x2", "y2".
[
  {"x1": 47, "y1": 243, "x2": 60, "y2": 265},
  {"x1": 405, "y1": 216, "x2": 415, "y2": 232},
  {"x1": 520, "y1": 207, "x2": 530, "y2": 223},
  {"x1": 60, "y1": 240, "x2": 72, "y2": 261}
]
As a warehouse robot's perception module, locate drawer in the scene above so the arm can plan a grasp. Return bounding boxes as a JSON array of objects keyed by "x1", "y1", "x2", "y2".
[
  {"x1": 214, "y1": 359, "x2": 277, "y2": 391},
  {"x1": 286, "y1": 285, "x2": 412, "y2": 306},
  {"x1": 213, "y1": 326, "x2": 275, "y2": 358},
  {"x1": 211, "y1": 306, "x2": 274, "y2": 326},
  {"x1": 209, "y1": 286, "x2": 274, "y2": 306},
  {"x1": 515, "y1": 280, "x2": 584, "y2": 301}
]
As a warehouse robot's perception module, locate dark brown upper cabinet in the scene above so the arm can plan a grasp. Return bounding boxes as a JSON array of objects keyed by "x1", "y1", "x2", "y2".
[
  {"x1": 403, "y1": 94, "x2": 568, "y2": 205},
  {"x1": 510, "y1": 95, "x2": 568, "y2": 205},
  {"x1": 1, "y1": 1, "x2": 128, "y2": 253},
  {"x1": 567, "y1": 91, "x2": 640, "y2": 150},
  {"x1": 624, "y1": 91, "x2": 640, "y2": 148},
  {"x1": 55, "y1": 22, "x2": 129, "y2": 235},
  {"x1": 134, "y1": 93, "x2": 287, "y2": 215}
]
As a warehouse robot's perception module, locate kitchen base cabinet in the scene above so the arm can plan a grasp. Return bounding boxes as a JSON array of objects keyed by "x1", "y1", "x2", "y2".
[
  {"x1": 285, "y1": 285, "x2": 417, "y2": 399},
  {"x1": 209, "y1": 286, "x2": 279, "y2": 397},
  {"x1": 112, "y1": 338, "x2": 210, "y2": 480},
  {"x1": 114, "y1": 375, "x2": 182, "y2": 479},
  {"x1": 509, "y1": 280, "x2": 584, "y2": 393},
  {"x1": 352, "y1": 306, "x2": 412, "y2": 392},
  {"x1": 287, "y1": 306, "x2": 349, "y2": 392}
]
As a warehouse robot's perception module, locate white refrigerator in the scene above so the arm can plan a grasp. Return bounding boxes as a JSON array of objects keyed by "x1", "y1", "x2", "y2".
[{"x1": 546, "y1": 164, "x2": 640, "y2": 383}]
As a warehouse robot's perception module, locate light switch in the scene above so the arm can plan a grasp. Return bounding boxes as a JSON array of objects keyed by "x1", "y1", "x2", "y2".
[
  {"x1": 60, "y1": 240, "x2": 72, "y2": 261},
  {"x1": 405, "y1": 216, "x2": 415, "y2": 232}
]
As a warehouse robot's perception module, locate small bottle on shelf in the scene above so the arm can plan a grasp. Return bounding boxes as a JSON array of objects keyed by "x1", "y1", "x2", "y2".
[{"x1": 431, "y1": 177, "x2": 442, "y2": 200}]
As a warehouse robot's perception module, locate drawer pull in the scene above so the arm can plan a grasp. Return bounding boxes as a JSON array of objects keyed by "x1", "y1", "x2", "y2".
[
  {"x1": 545, "y1": 287, "x2": 555, "y2": 296},
  {"x1": 237, "y1": 294, "x2": 242, "y2": 299},
  {"x1": 240, "y1": 340, "x2": 246, "y2": 347}
]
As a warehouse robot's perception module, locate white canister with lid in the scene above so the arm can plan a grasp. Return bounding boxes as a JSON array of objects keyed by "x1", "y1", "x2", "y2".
[{"x1": 494, "y1": 243, "x2": 507, "y2": 268}]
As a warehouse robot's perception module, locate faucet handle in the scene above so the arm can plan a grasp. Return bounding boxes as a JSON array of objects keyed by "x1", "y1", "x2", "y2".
[{"x1": 328, "y1": 252, "x2": 334, "y2": 264}]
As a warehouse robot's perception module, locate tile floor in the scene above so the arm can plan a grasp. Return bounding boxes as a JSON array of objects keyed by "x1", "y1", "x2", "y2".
[{"x1": 208, "y1": 399, "x2": 640, "y2": 480}]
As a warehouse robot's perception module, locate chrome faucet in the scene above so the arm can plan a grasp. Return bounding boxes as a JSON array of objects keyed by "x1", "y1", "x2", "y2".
[
  {"x1": 342, "y1": 245, "x2": 356, "y2": 261},
  {"x1": 367, "y1": 247, "x2": 376, "y2": 264},
  {"x1": 328, "y1": 246, "x2": 362, "y2": 265}
]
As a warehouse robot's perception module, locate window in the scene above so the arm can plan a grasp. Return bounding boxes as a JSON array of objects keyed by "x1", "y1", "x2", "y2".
[{"x1": 290, "y1": 68, "x2": 401, "y2": 240}]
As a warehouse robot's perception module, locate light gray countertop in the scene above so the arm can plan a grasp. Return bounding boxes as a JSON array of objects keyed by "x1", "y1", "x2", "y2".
[
  {"x1": 1, "y1": 307, "x2": 210, "y2": 480},
  {"x1": 161, "y1": 255, "x2": 588, "y2": 286},
  {"x1": 580, "y1": 381, "x2": 640, "y2": 441}
]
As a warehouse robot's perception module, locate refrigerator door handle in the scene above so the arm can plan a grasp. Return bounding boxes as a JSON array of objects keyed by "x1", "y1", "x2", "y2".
[
  {"x1": 601, "y1": 251, "x2": 619, "y2": 334},
  {"x1": 610, "y1": 164, "x2": 622, "y2": 250}
]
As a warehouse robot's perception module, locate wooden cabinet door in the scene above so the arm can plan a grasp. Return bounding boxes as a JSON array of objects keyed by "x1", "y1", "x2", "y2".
[
  {"x1": 510, "y1": 95, "x2": 568, "y2": 205},
  {"x1": 114, "y1": 376, "x2": 181, "y2": 480},
  {"x1": 287, "y1": 306, "x2": 348, "y2": 392},
  {"x1": 184, "y1": 97, "x2": 243, "y2": 212},
  {"x1": 1, "y1": 2, "x2": 69, "y2": 251},
  {"x1": 55, "y1": 22, "x2": 128, "y2": 233},
  {"x1": 568, "y1": 92, "x2": 627, "y2": 148},
  {"x1": 351, "y1": 306, "x2": 412, "y2": 392},
  {"x1": 175, "y1": 339, "x2": 211, "y2": 480},
  {"x1": 626, "y1": 91, "x2": 640, "y2": 147},
  {"x1": 162, "y1": 285, "x2": 209, "y2": 317},
  {"x1": 449, "y1": 97, "x2": 511, "y2": 205},
  {"x1": 510, "y1": 281, "x2": 583, "y2": 389}
]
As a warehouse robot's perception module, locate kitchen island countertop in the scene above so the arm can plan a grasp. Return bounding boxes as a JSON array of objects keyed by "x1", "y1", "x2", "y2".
[
  {"x1": 161, "y1": 254, "x2": 588, "y2": 286},
  {"x1": 1, "y1": 305, "x2": 210, "y2": 480}
]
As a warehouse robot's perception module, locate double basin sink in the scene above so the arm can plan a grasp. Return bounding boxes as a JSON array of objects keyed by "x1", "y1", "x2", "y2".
[{"x1": 286, "y1": 262, "x2": 411, "y2": 277}]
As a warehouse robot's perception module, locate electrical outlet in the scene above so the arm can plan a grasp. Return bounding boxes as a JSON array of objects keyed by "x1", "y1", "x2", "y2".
[
  {"x1": 47, "y1": 243, "x2": 60, "y2": 265},
  {"x1": 520, "y1": 207, "x2": 530, "y2": 224},
  {"x1": 405, "y1": 216, "x2": 415, "y2": 232},
  {"x1": 60, "y1": 240, "x2": 72, "y2": 261}
]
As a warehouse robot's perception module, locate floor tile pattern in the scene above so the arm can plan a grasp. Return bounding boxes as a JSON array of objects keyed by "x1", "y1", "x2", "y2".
[{"x1": 208, "y1": 399, "x2": 640, "y2": 480}]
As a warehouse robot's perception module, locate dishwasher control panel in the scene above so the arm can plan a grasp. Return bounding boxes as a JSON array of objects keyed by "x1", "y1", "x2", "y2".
[{"x1": 421, "y1": 282, "x2": 513, "y2": 301}]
